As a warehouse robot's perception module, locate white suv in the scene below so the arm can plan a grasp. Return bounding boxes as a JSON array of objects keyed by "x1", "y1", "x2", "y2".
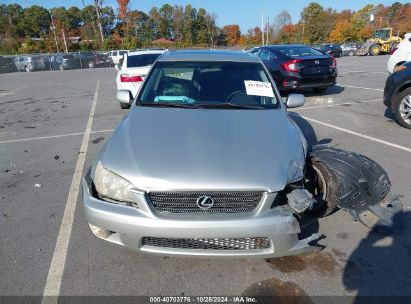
[
  {"x1": 387, "y1": 33, "x2": 411, "y2": 74},
  {"x1": 115, "y1": 49, "x2": 166, "y2": 109},
  {"x1": 108, "y1": 50, "x2": 128, "y2": 66}
]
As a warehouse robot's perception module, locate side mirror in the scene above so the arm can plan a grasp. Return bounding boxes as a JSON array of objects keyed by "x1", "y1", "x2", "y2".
[
  {"x1": 116, "y1": 90, "x2": 131, "y2": 107},
  {"x1": 286, "y1": 94, "x2": 305, "y2": 108}
]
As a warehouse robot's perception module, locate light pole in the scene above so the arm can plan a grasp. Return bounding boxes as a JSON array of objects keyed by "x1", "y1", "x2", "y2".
[{"x1": 49, "y1": 10, "x2": 59, "y2": 53}]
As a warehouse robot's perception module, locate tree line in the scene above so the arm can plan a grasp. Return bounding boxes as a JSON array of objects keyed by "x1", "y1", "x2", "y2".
[{"x1": 0, "y1": 1, "x2": 410, "y2": 55}]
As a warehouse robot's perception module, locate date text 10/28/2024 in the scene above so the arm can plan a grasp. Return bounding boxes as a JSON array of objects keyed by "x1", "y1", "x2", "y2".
[{"x1": 149, "y1": 297, "x2": 258, "y2": 303}]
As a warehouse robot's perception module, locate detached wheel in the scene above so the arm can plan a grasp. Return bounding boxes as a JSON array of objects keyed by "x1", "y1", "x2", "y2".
[
  {"x1": 393, "y1": 87, "x2": 411, "y2": 129},
  {"x1": 313, "y1": 87, "x2": 327, "y2": 93},
  {"x1": 369, "y1": 44, "x2": 381, "y2": 56},
  {"x1": 305, "y1": 160, "x2": 339, "y2": 217}
]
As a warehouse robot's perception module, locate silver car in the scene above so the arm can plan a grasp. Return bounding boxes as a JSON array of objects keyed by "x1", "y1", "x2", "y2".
[{"x1": 82, "y1": 50, "x2": 399, "y2": 258}]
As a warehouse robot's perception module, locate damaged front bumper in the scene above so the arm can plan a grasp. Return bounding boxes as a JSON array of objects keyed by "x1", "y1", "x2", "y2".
[{"x1": 82, "y1": 178, "x2": 320, "y2": 258}]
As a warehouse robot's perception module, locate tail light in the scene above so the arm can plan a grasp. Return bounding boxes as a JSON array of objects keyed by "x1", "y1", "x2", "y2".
[
  {"x1": 281, "y1": 59, "x2": 302, "y2": 72},
  {"x1": 331, "y1": 57, "x2": 337, "y2": 69},
  {"x1": 390, "y1": 47, "x2": 398, "y2": 55},
  {"x1": 120, "y1": 74, "x2": 144, "y2": 82}
]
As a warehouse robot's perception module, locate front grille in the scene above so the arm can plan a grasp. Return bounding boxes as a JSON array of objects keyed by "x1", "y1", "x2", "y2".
[
  {"x1": 147, "y1": 191, "x2": 263, "y2": 214},
  {"x1": 142, "y1": 237, "x2": 270, "y2": 250}
]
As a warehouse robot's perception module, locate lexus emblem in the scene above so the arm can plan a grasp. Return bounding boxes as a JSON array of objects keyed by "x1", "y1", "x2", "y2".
[
  {"x1": 314, "y1": 60, "x2": 320, "y2": 65},
  {"x1": 196, "y1": 196, "x2": 214, "y2": 210}
]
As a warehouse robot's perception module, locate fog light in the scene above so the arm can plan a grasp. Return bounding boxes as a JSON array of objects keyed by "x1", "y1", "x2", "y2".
[{"x1": 89, "y1": 224, "x2": 113, "y2": 239}]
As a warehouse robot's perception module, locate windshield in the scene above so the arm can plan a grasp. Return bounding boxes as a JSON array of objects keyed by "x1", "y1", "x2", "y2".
[
  {"x1": 127, "y1": 54, "x2": 162, "y2": 68},
  {"x1": 375, "y1": 29, "x2": 390, "y2": 40},
  {"x1": 137, "y1": 61, "x2": 279, "y2": 109},
  {"x1": 278, "y1": 46, "x2": 324, "y2": 57}
]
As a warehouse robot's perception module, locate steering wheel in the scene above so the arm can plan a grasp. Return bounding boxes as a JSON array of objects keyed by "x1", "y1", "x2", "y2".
[{"x1": 225, "y1": 90, "x2": 247, "y2": 102}]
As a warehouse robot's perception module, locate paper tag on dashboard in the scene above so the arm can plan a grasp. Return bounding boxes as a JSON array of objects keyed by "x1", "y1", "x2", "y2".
[{"x1": 244, "y1": 81, "x2": 274, "y2": 97}]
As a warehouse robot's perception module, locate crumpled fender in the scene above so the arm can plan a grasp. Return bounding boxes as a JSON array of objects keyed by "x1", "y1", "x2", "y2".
[{"x1": 310, "y1": 146, "x2": 403, "y2": 230}]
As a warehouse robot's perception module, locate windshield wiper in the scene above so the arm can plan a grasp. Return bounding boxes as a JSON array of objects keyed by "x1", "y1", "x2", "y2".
[{"x1": 194, "y1": 103, "x2": 270, "y2": 109}]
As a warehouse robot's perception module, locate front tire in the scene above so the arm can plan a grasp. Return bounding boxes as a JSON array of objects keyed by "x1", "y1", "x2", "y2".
[
  {"x1": 120, "y1": 103, "x2": 131, "y2": 109},
  {"x1": 369, "y1": 44, "x2": 381, "y2": 56},
  {"x1": 393, "y1": 88, "x2": 411, "y2": 129},
  {"x1": 305, "y1": 160, "x2": 339, "y2": 217}
]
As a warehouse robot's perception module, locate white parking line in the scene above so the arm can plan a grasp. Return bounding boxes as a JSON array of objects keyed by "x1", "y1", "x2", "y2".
[
  {"x1": 42, "y1": 81, "x2": 99, "y2": 301},
  {"x1": 301, "y1": 115, "x2": 411, "y2": 153},
  {"x1": 295, "y1": 98, "x2": 383, "y2": 110},
  {"x1": 338, "y1": 84, "x2": 384, "y2": 91},
  {"x1": 0, "y1": 129, "x2": 113, "y2": 144},
  {"x1": 0, "y1": 85, "x2": 28, "y2": 96}
]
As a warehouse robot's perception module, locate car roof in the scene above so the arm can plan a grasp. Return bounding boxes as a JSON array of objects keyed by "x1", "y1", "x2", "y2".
[
  {"x1": 157, "y1": 50, "x2": 260, "y2": 63},
  {"x1": 265, "y1": 44, "x2": 308, "y2": 49},
  {"x1": 128, "y1": 49, "x2": 166, "y2": 56}
]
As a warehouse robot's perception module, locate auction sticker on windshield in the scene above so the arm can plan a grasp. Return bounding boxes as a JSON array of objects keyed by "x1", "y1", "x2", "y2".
[{"x1": 244, "y1": 80, "x2": 274, "y2": 97}]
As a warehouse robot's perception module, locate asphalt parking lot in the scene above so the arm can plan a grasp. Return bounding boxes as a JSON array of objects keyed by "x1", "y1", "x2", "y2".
[{"x1": 1, "y1": 55, "x2": 410, "y2": 301}]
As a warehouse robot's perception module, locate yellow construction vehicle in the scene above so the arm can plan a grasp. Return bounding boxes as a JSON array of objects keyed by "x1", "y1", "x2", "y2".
[{"x1": 356, "y1": 28, "x2": 402, "y2": 56}]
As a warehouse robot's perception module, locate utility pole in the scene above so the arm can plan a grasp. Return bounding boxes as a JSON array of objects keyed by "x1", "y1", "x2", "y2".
[
  {"x1": 62, "y1": 29, "x2": 68, "y2": 53},
  {"x1": 266, "y1": 16, "x2": 269, "y2": 45},
  {"x1": 49, "y1": 11, "x2": 59, "y2": 53},
  {"x1": 93, "y1": 0, "x2": 105, "y2": 45},
  {"x1": 261, "y1": 12, "x2": 265, "y2": 46}
]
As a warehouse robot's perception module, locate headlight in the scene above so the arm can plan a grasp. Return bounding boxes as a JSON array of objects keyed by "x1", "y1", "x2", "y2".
[{"x1": 93, "y1": 162, "x2": 142, "y2": 203}]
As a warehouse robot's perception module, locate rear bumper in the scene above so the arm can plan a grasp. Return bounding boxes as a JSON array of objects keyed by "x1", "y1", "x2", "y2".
[
  {"x1": 282, "y1": 78, "x2": 336, "y2": 90},
  {"x1": 82, "y1": 178, "x2": 319, "y2": 258},
  {"x1": 276, "y1": 70, "x2": 337, "y2": 90}
]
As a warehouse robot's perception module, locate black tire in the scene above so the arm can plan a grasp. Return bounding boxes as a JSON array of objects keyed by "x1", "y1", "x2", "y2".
[
  {"x1": 120, "y1": 102, "x2": 131, "y2": 109},
  {"x1": 369, "y1": 44, "x2": 381, "y2": 56},
  {"x1": 313, "y1": 87, "x2": 327, "y2": 93},
  {"x1": 392, "y1": 87, "x2": 411, "y2": 129},
  {"x1": 305, "y1": 160, "x2": 339, "y2": 217}
]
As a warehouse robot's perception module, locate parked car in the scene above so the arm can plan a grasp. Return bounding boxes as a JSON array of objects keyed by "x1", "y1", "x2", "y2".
[
  {"x1": 255, "y1": 45, "x2": 337, "y2": 92},
  {"x1": 341, "y1": 43, "x2": 360, "y2": 56},
  {"x1": 83, "y1": 50, "x2": 395, "y2": 258},
  {"x1": 93, "y1": 52, "x2": 112, "y2": 68},
  {"x1": 387, "y1": 33, "x2": 411, "y2": 74},
  {"x1": 108, "y1": 50, "x2": 128, "y2": 66},
  {"x1": 0, "y1": 56, "x2": 17, "y2": 73},
  {"x1": 384, "y1": 61, "x2": 411, "y2": 129},
  {"x1": 50, "y1": 54, "x2": 80, "y2": 70},
  {"x1": 13, "y1": 55, "x2": 50, "y2": 72},
  {"x1": 318, "y1": 44, "x2": 343, "y2": 58},
  {"x1": 115, "y1": 49, "x2": 166, "y2": 108}
]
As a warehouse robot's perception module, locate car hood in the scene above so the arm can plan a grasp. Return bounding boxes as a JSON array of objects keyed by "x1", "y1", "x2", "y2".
[{"x1": 100, "y1": 106, "x2": 305, "y2": 192}]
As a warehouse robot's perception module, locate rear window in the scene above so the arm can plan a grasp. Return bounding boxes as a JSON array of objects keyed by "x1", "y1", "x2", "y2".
[
  {"x1": 278, "y1": 47, "x2": 324, "y2": 57},
  {"x1": 127, "y1": 54, "x2": 161, "y2": 68}
]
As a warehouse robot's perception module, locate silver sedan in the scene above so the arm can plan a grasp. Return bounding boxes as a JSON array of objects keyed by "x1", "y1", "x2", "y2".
[{"x1": 82, "y1": 50, "x2": 399, "y2": 258}]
